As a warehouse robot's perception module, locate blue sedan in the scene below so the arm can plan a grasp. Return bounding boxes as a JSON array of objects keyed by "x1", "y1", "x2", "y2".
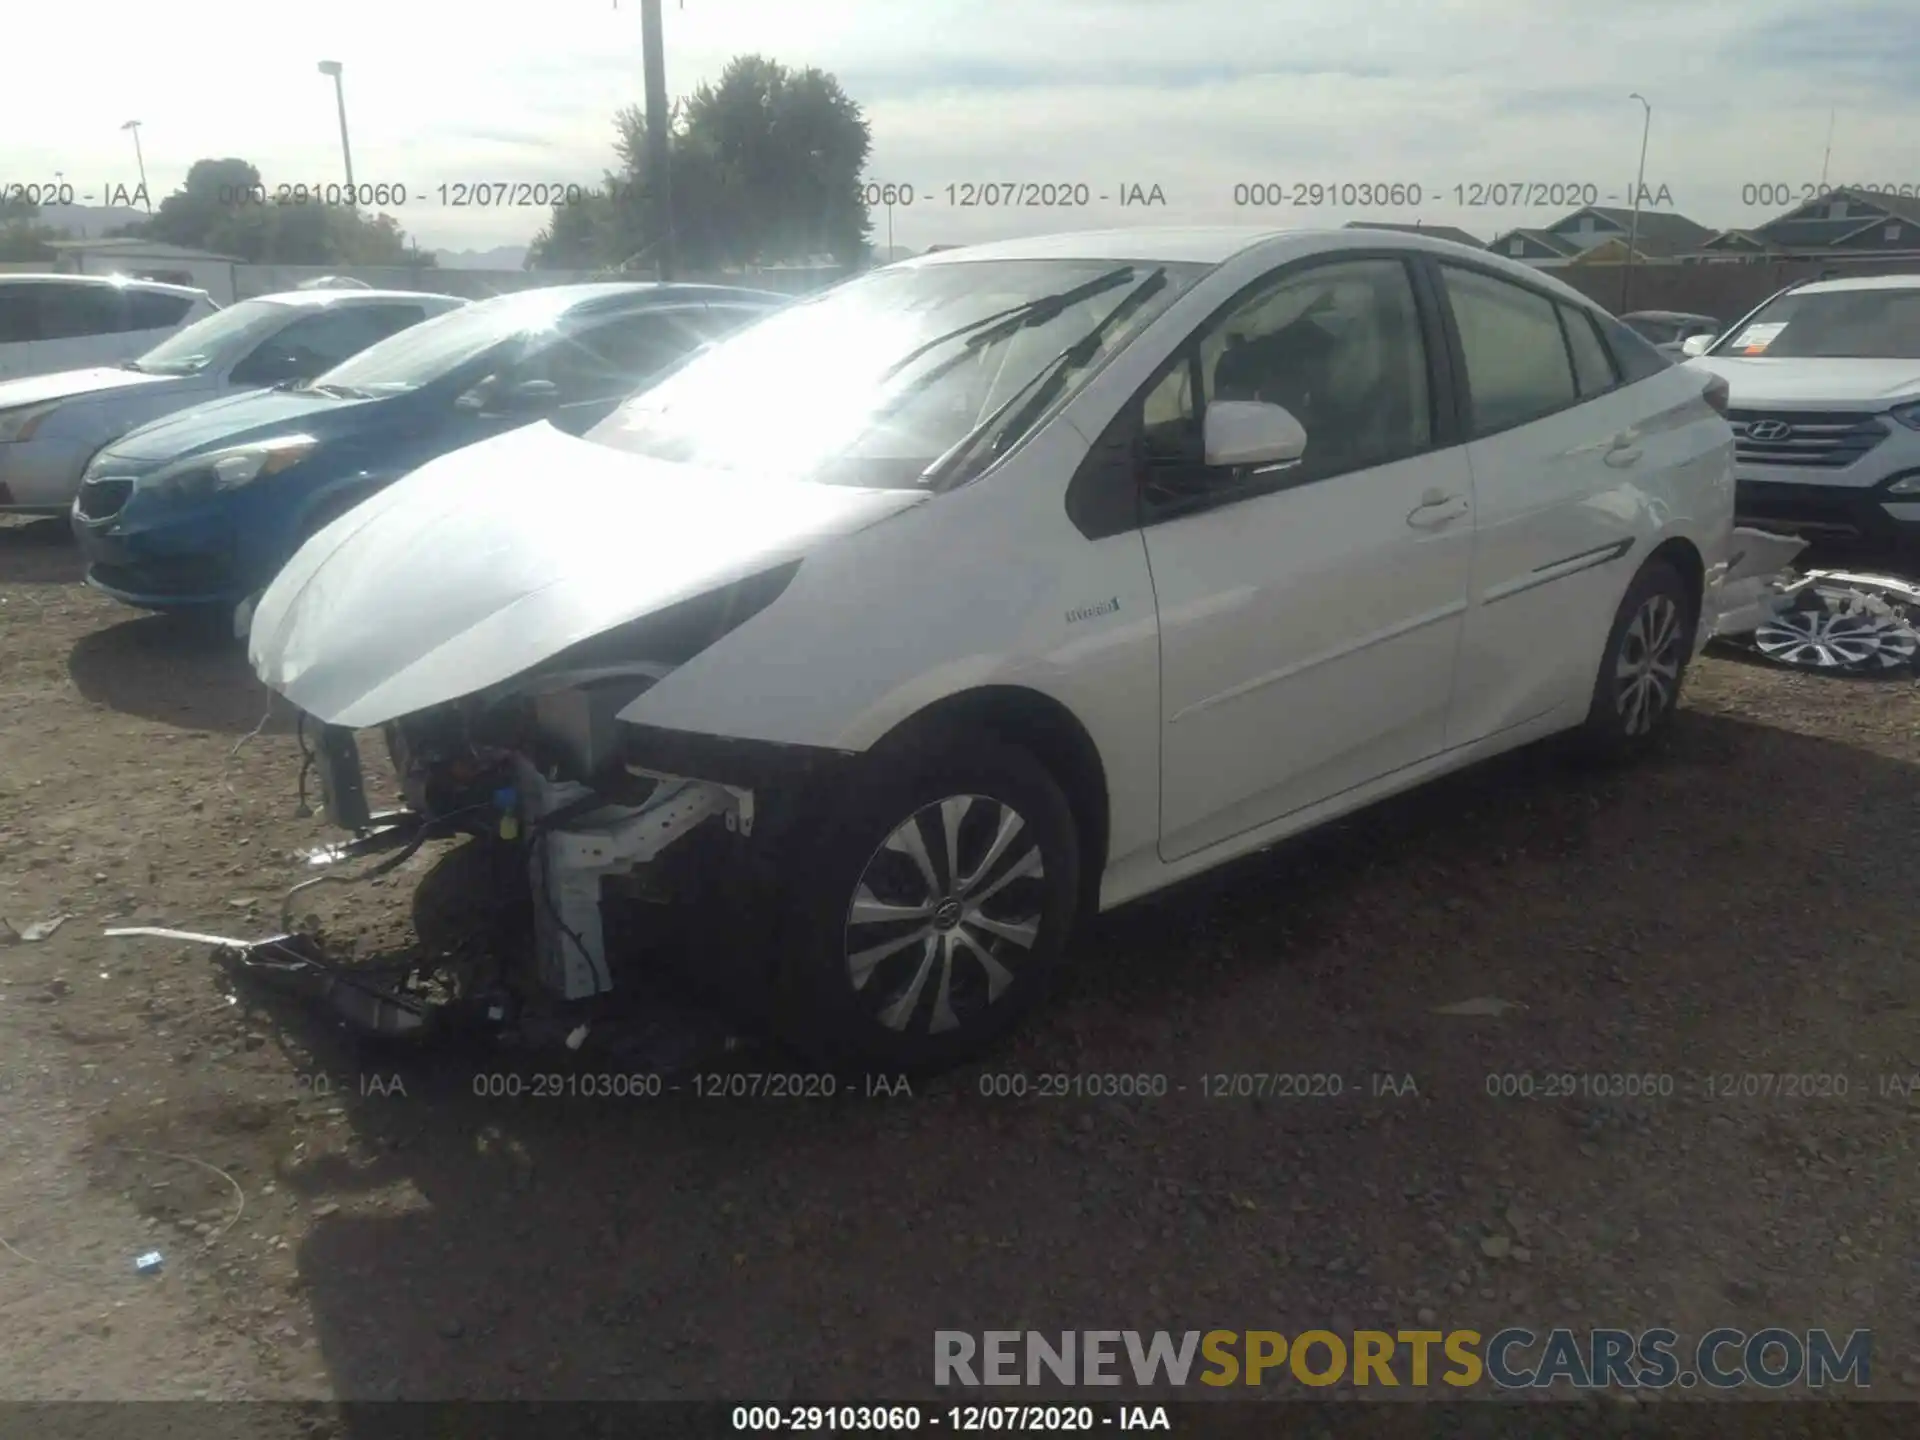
[{"x1": 72, "y1": 282, "x2": 785, "y2": 616}]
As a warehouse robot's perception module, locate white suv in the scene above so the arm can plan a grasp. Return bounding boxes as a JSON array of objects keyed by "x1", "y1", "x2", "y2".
[
  {"x1": 0, "y1": 274, "x2": 218, "y2": 382},
  {"x1": 249, "y1": 227, "x2": 1734, "y2": 1069},
  {"x1": 1686, "y1": 274, "x2": 1920, "y2": 555}
]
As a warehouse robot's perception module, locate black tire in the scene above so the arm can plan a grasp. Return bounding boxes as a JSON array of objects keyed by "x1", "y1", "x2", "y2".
[
  {"x1": 772, "y1": 730, "x2": 1082, "y2": 1074},
  {"x1": 1575, "y1": 558, "x2": 1695, "y2": 761}
]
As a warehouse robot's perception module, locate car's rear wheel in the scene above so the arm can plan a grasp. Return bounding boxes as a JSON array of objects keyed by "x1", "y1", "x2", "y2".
[
  {"x1": 774, "y1": 732, "x2": 1081, "y2": 1073},
  {"x1": 1577, "y1": 558, "x2": 1694, "y2": 760}
]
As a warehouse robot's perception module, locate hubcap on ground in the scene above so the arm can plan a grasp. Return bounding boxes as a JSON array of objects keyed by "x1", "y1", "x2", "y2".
[
  {"x1": 843, "y1": 794, "x2": 1045, "y2": 1036},
  {"x1": 1752, "y1": 603, "x2": 1920, "y2": 671},
  {"x1": 1615, "y1": 593, "x2": 1682, "y2": 735}
]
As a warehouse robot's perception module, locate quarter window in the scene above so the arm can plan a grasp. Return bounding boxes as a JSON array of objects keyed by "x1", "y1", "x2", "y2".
[
  {"x1": 126, "y1": 290, "x2": 195, "y2": 332},
  {"x1": 1439, "y1": 265, "x2": 1577, "y2": 433},
  {"x1": 1558, "y1": 304, "x2": 1618, "y2": 396}
]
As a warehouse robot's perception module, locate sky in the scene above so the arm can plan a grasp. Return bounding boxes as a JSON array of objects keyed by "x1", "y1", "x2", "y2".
[{"x1": 5, "y1": 0, "x2": 1917, "y2": 257}]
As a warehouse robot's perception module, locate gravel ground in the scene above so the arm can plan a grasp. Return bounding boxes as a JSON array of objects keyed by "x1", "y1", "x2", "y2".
[{"x1": 3, "y1": 511, "x2": 1920, "y2": 1415}]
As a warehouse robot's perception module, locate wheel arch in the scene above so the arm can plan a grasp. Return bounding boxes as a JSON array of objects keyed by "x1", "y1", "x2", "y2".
[
  {"x1": 1644, "y1": 534, "x2": 1705, "y2": 629},
  {"x1": 867, "y1": 684, "x2": 1111, "y2": 917}
]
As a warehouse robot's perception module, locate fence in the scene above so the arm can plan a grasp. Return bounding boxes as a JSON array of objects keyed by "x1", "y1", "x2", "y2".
[{"x1": 1557, "y1": 254, "x2": 1920, "y2": 323}]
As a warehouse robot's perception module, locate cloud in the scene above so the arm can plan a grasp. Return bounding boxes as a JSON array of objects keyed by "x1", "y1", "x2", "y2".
[{"x1": 4, "y1": 0, "x2": 1913, "y2": 252}]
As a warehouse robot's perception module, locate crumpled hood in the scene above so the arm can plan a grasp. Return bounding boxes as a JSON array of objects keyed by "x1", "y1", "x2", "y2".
[
  {"x1": 248, "y1": 421, "x2": 930, "y2": 727},
  {"x1": 0, "y1": 366, "x2": 175, "y2": 411},
  {"x1": 1686, "y1": 356, "x2": 1920, "y2": 407}
]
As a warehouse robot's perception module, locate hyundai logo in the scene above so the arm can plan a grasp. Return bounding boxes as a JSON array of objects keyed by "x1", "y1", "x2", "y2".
[{"x1": 1746, "y1": 419, "x2": 1795, "y2": 442}]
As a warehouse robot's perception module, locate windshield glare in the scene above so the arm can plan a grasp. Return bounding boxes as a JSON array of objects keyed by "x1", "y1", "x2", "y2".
[
  {"x1": 134, "y1": 299, "x2": 288, "y2": 376},
  {"x1": 586, "y1": 259, "x2": 1208, "y2": 487},
  {"x1": 1717, "y1": 288, "x2": 1920, "y2": 359},
  {"x1": 314, "y1": 289, "x2": 577, "y2": 393}
]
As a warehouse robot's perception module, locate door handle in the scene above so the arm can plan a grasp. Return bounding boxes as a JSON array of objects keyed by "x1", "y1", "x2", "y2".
[
  {"x1": 1407, "y1": 492, "x2": 1469, "y2": 528},
  {"x1": 1603, "y1": 431, "x2": 1642, "y2": 467}
]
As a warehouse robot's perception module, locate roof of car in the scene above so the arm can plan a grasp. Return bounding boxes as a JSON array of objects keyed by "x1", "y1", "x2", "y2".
[
  {"x1": 1791, "y1": 272, "x2": 1920, "y2": 296},
  {"x1": 905, "y1": 225, "x2": 1508, "y2": 269},
  {"x1": 249, "y1": 289, "x2": 466, "y2": 307},
  {"x1": 0, "y1": 272, "x2": 210, "y2": 298},
  {"x1": 479, "y1": 281, "x2": 787, "y2": 307}
]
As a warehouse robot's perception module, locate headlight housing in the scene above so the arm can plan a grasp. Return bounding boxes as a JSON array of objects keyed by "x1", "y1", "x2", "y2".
[
  {"x1": 0, "y1": 403, "x2": 60, "y2": 444},
  {"x1": 143, "y1": 434, "x2": 319, "y2": 500},
  {"x1": 1889, "y1": 400, "x2": 1920, "y2": 432}
]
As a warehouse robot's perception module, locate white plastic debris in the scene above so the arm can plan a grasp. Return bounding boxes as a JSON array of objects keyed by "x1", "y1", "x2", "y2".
[
  {"x1": 565, "y1": 1024, "x2": 590, "y2": 1052},
  {"x1": 0, "y1": 913, "x2": 72, "y2": 945},
  {"x1": 134, "y1": 1251, "x2": 164, "y2": 1275}
]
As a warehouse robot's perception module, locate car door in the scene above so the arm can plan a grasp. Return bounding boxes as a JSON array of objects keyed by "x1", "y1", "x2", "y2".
[
  {"x1": 520, "y1": 309, "x2": 708, "y2": 435},
  {"x1": 227, "y1": 302, "x2": 432, "y2": 389},
  {"x1": 1135, "y1": 254, "x2": 1474, "y2": 862},
  {"x1": 1433, "y1": 262, "x2": 1646, "y2": 745}
]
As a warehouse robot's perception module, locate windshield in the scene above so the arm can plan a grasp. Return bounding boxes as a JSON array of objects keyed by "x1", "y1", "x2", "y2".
[
  {"x1": 313, "y1": 288, "x2": 582, "y2": 394},
  {"x1": 585, "y1": 258, "x2": 1209, "y2": 488},
  {"x1": 1714, "y1": 288, "x2": 1920, "y2": 360},
  {"x1": 132, "y1": 299, "x2": 288, "y2": 376}
]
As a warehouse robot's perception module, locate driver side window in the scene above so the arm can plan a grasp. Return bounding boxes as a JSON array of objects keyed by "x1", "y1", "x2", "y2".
[{"x1": 1139, "y1": 258, "x2": 1433, "y2": 494}]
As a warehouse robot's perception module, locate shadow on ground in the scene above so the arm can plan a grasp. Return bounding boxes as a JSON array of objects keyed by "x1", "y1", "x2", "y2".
[
  {"x1": 67, "y1": 611, "x2": 293, "y2": 735},
  {"x1": 85, "y1": 705, "x2": 1920, "y2": 1412}
]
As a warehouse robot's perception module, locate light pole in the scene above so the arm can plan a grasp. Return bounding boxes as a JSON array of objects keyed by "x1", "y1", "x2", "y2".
[
  {"x1": 1622, "y1": 92, "x2": 1651, "y2": 311},
  {"x1": 638, "y1": 0, "x2": 675, "y2": 279},
  {"x1": 120, "y1": 121, "x2": 151, "y2": 211},
  {"x1": 317, "y1": 60, "x2": 356, "y2": 198}
]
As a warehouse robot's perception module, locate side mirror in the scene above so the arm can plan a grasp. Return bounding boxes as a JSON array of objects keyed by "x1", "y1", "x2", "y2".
[
  {"x1": 1681, "y1": 333, "x2": 1717, "y2": 358},
  {"x1": 1203, "y1": 399, "x2": 1308, "y2": 470}
]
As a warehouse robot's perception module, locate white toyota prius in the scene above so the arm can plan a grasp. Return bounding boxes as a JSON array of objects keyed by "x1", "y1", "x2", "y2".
[{"x1": 248, "y1": 226, "x2": 1737, "y2": 1070}]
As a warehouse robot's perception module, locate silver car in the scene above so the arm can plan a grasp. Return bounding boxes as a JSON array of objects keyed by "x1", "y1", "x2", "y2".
[{"x1": 0, "y1": 288, "x2": 466, "y2": 514}]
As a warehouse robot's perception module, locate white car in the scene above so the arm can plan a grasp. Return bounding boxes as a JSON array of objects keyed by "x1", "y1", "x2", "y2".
[
  {"x1": 249, "y1": 226, "x2": 1736, "y2": 1070},
  {"x1": 0, "y1": 289, "x2": 465, "y2": 514},
  {"x1": 0, "y1": 274, "x2": 217, "y2": 382},
  {"x1": 1683, "y1": 274, "x2": 1920, "y2": 556}
]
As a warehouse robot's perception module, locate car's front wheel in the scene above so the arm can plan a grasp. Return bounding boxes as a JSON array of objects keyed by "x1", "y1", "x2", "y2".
[
  {"x1": 774, "y1": 732, "x2": 1082, "y2": 1073},
  {"x1": 1577, "y1": 557, "x2": 1695, "y2": 759}
]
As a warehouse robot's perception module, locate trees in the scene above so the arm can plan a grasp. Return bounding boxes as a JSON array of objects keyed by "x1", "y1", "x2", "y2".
[
  {"x1": 111, "y1": 158, "x2": 431, "y2": 265},
  {"x1": 528, "y1": 55, "x2": 871, "y2": 272},
  {"x1": 0, "y1": 194, "x2": 59, "y2": 263}
]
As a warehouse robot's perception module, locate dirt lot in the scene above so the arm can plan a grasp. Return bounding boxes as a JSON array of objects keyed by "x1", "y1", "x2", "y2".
[{"x1": 3, "y1": 511, "x2": 1920, "y2": 1414}]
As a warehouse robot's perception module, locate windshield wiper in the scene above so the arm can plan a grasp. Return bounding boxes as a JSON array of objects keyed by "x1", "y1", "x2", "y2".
[
  {"x1": 878, "y1": 266, "x2": 1141, "y2": 389},
  {"x1": 293, "y1": 381, "x2": 372, "y2": 399},
  {"x1": 918, "y1": 267, "x2": 1169, "y2": 493},
  {"x1": 118, "y1": 360, "x2": 147, "y2": 373}
]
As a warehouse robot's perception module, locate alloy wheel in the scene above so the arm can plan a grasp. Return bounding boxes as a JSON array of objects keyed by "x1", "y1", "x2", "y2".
[
  {"x1": 843, "y1": 794, "x2": 1046, "y2": 1036},
  {"x1": 1614, "y1": 593, "x2": 1683, "y2": 735}
]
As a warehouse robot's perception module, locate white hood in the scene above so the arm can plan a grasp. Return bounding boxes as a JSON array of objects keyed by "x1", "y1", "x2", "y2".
[
  {"x1": 1685, "y1": 356, "x2": 1920, "y2": 407},
  {"x1": 0, "y1": 365, "x2": 174, "y2": 410},
  {"x1": 248, "y1": 421, "x2": 930, "y2": 727}
]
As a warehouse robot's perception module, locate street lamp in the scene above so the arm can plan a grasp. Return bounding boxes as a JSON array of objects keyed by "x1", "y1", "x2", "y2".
[
  {"x1": 1622, "y1": 93, "x2": 1652, "y2": 311},
  {"x1": 120, "y1": 121, "x2": 151, "y2": 211},
  {"x1": 316, "y1": 60, "x2": 356, "y2": 198}
]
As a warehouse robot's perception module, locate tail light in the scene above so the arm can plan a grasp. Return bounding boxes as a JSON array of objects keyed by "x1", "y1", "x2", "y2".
[{"x1": 1701, "y1": 373, "x2": 1730, "y2": 416}]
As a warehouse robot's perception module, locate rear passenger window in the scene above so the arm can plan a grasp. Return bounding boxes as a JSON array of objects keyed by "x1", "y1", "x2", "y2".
[
  {"x1": 1558, "y1": 305, "x2": 1618, "y2": 396},
  {"x1": 1439, "y1": 265, "x2": 1577, "y2": 434},
  {"x1": 38, "y1": 283, "x2": 126, "y2": 340},
  {"x1": 0, "y1": 288, "x2": 37, "y2": 343},
  {"x1": 127, "y1": 290, "x2": 195, "y2": 331}
]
